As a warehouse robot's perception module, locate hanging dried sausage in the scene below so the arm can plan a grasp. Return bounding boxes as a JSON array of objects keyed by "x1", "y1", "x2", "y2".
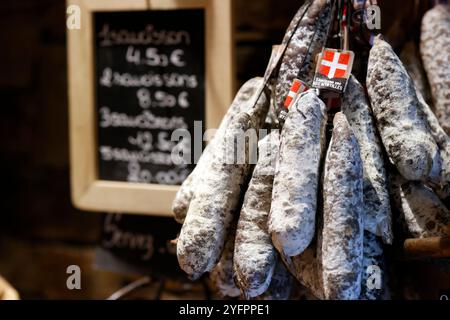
[
  {"x1": 367, "y1": 36, "x2": 439, "y2": 181},
  {"x1": 390, "y1": 174, "x2": 450, "y2": 238},
  {"x1": 359, "y1": 231, "x2": 390, "y2": 300},
  {"x1": 209, "y1": 226, "x2": 241, "y2": 298},
  {"x1": 421, "y1": 4, "x2": 450, "y2": 134},
  {"x1": 234, "y1": 131, "x2": 280, "y2": 298},
  {"x1": 172, "y1": 77, "x2": 263, "y2": 223},
  {"x1": 416, "y1": 88, "x2": 450, "y2": 200},
  {"x1": 342, "y1": 75, "x2": 393, "y2": 244},
  {"x1": 321, "y1": 112, "x2": 364, "y2": 300},
  {"x1": 254, "y1": 260, "x2": 293, "y2": 300},
  {"x1": 269, "y1": 90, "x2": 327, "y2": 257},
  {"x1": 177, "y1": 84, "x2": 270, "y2": 280}
]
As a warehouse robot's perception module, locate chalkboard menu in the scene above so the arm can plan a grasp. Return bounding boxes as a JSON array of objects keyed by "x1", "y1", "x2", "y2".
[
  {"x1": 67, "y1": 0, "x2": 233, "y2": 216},
  {"x1": 95, "y1": 213, "x2": 183, "y2": 278},
  {"x1": 95, "y1": 10, "x2": 204, "y2": 185}
]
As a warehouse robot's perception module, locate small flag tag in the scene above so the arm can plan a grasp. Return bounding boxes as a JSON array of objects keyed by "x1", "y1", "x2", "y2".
[
  {"x1": 284, "y1": 79, "x2": 309, "y2": 109},
  {"x1": 279, "y1": 79, "x2": 309, "y2": 125},
  {"x1": 312, "y1": 48, "x2": 354, "y2": 93}
]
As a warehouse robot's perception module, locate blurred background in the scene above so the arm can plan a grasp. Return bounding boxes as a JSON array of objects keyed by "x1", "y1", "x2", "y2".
[{"x1": 0, "y1": 0, "x2": 443, "y2": 299}]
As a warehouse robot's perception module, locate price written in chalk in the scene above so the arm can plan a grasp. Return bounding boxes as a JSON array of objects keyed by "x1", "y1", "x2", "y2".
[
  {"x1": 95, "y1": 10, "x2": 205, "y2": 185},
  {"x1": 126, "y1": 46, "x2": 186, "y2": 67},
  {"x1": 136, "y1": 88, "x2": 190, "y2": 109},
  {"x1": 127, "y1": 161, "x2": 190, "y2": 185},
  {"x1": 128, "y1": 131, "x2": 176, "y2": 152}
]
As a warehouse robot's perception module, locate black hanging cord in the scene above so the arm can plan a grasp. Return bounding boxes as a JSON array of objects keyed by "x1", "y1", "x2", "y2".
[
  {"x1": 249, "y1": 0, "x2": 313, "y2": 110},
  {"x1": 296, "y1": 0, "x2": 338, "y2": 81}
]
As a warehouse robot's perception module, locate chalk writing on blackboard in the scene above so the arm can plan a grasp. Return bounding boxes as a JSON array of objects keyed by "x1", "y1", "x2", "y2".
[
  {"x1": 95, "y1": 213, "x2": 182, "y2": 277},
  {"x1": 95, "y1": 10, "x2": 205, "y2": 185}
]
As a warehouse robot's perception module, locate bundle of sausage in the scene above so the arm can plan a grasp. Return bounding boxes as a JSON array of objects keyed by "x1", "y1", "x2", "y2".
[{"x1": 173, "y1": 0, "x2": 450, "y2": 300}]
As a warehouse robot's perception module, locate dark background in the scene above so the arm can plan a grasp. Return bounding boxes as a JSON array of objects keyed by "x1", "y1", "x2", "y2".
[{"x1": 0, "y1": 0, "x2": 438, "y2": 299}]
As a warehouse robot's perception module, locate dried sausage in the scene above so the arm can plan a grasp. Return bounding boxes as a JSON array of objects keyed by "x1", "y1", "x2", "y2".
[
  {"x1": 421, "y1": 4, "x2": 450, "y2": 134},
  {"x1": 269, "y1": 90, "x2": 327, "y2": 257},
  {"x1": 172, "y1": 77, "x2": 263, "y2": 223},
  {"x1": 321, "y1": 112, "x2": 364, "y2": 300},
  {"x1": 234, "y1": 131, "x2": 280, "y2": 298},
  {"x1": 367, "y1": 36, "x2": 439, "y2": 181},
  {"x1": 209, "y1": 226, "x2": 241, "y2": 298},
  {"x1": 342, "y1": 75, "x2": 393, "y2": 244},
  {"x1": 177, "y1": 84, "x2": 270, "y2": 279}
]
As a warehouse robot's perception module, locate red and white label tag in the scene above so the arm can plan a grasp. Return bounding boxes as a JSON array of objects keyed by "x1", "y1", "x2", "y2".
[
  {"x1": 312, "y1": 48, "x2": 354, "y2": 93},
  {"x1": 284, "y1": 79, "x2": 309, "y2": 109},
  {"x1": 319, "y1": 50, "x2": 352, "y2": 79}
]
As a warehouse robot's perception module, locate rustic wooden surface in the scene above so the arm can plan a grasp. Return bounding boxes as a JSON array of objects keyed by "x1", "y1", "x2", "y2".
[{"x1": 404, "y1": 237, "x2": 450, "y2": 260}]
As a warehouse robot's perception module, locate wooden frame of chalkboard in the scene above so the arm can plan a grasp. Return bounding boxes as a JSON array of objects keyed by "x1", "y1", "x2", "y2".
[{"x1": 67, "y1": 0, "x2": 234, "y2": 216}]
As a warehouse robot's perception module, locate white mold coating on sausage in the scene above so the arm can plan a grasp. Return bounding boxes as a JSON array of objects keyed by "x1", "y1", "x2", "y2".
[
  {"x1": 234, "y1": 131, "x2": 280, "y2": 298},
  {"x1": 172, "y1": 77, "x2": 263, "y2": 223},
  {"x1": 367, "y1": 36, "x2": 438, "y2": 181},
  {"x1": 421, "y1": 4, "x2": 450, "y2": 134},
  {"x1": 342, "y1": 75, "x2": 393, "y2": 244},
  {"x1": 177, "y1": 85, "x2": 270, "y2": 279},
  {"x1": 321, "y1": 112, "x2": 364, "y2": 300},
  {"x1": 269, "y1": 90, "x2": 327, "y2": 257}
]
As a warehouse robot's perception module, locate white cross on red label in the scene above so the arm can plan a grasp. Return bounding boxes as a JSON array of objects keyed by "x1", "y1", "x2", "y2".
[
  {"x1": 319, "y1": 50, "x2": 351, "y2": 79},
  {"x1": 284, "y1": 79, "x2": 308, "y2": 109}
]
